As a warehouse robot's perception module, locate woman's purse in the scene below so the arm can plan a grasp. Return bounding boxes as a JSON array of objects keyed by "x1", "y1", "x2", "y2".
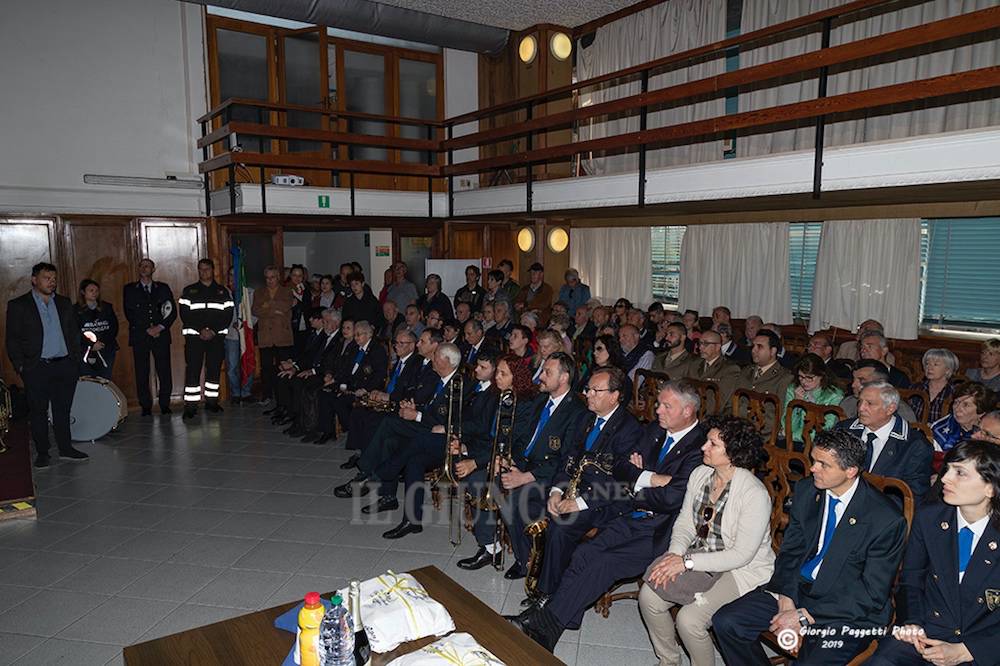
[{"x1": 643, "y1": 553, "x2": 718, "y2": 605}]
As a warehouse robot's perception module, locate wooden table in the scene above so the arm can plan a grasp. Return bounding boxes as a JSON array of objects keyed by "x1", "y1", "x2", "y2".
[{"x1": 124, "y1": 565, "x2": 563, "y2": 665}]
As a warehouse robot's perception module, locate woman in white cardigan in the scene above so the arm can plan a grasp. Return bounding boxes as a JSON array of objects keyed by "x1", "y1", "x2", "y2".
[{"x1": 640, "y1": 416, "x2": 775, "y2": 666}]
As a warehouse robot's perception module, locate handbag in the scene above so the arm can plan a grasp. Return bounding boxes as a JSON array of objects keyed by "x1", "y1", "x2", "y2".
[{"x1": 643, "y1": 553, "x2": 718, "y2": 605}]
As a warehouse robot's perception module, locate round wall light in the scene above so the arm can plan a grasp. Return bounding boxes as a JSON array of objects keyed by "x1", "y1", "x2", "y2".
[
  {"x1": 517, "y1": 227, "x2": 536, "y2": 252},
  {"x1": 550, "y1": 32, "x2": 572, "y2": 61},
  {"x1": 518, "y1": 35, "x2": 538, "y2": 64},
  {"x1": 547, "y1": 226, "x2": 569, "y2": 253}
]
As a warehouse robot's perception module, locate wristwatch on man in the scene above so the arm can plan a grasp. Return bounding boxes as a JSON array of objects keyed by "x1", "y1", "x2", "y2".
[
  {"x1": 797, "y1": 609, "x2": 809, "y2": 628},
  {"x1": 683, "y1": 556, "x2": 695, "y2": 571}
]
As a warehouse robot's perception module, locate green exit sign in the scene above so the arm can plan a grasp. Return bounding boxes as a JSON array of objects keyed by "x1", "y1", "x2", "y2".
[{"x1": 317, "y1": 195, "x2": 330, "y2": 208}]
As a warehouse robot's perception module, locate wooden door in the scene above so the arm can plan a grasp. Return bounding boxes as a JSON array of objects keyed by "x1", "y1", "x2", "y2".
[
  {"x1": 138, "y1": 219, "x2": 207, "y2": 403},
  {"x1": 61, "y1": 217, "x2": 135, "y2": 400},
  {"x1": 0, "y1": 219, "x2": 57, "y2": 385}
]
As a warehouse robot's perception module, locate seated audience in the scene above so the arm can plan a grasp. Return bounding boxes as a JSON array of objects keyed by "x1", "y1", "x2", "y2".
[
  {"x1": 868, "y1": 440, "x2": 1000, "y2": 666},
  {"x1": 717, "y1": 322, "x2": 750, "y2": 366},
  {"x1": 740, "y1": 315, "x2": 763, "y2": 348},
  {"x1": 763, "y1": 323, "x2": 798, "y2": 370},
  {"x1": 418, "y1": 273, "x2": 454, "y2": 321},
  {"x1": 835, "y1": 381, "x2": 934, "y2": 502},
  {"x1": 557, "y1": 268, "x2": 591, "y2": 316},
  {"x1": 506, "y1": 324, "x2": 534, "y2": 369},
  {"x1": 484, "y1": 269, "x2": 508, "y2": 306},
  {"x1": 480, "y1": 301, "x2": 496, "y2": 332},
  {"x1": 618, "y1": 323, "x2": 654, "y2": 383},
  {"x1": 402, "y1": 303, "x2": 424, "y2": 336},
  {"x1": 653, "y1": 321, "x2": 694, "y2": 375},
  {"x1": 808, "y1": 331, "x2": 853, "y2": 381},
  {"x1": 971, "y1": 409, "x2": 1000, "y2": 445},
  {"x1": 931, "y1": 381, "x2": 995, "y2": 455},
  {"x1": 686, "y1": 329, "x2": 741, "y2": 411},
  {"x1": 784, "y1": 353, "x2": 845, "y2": 444},
  {"x1": 489, "y1": 300, "x2": 514, "y2": 340},
  {"x1": 710, "y1": 305, "x2": 732, "y2": 331},
  {"x1": 836, "y1": 318, "x2": 895, "y2": 364},
  {"x1": 911, "y1": 348, "x2": 960, "y2": 424},
  {"x1": 612, "y1": 298, "x2": 632, "y2": 327},
  {"x1": 509, "y1": 379, "x2": 705, "y2": 652},
  {"x1": 547, "y1": 313, "x2": 574, "y2": 354},
  {"x1": 682, "y1": 309, "x2": 702, "y2": 351},
  {"x1": 712, "y1": 429, "x2": 908, "y2": 665},
  {"x1": 841, "y1": 359, "x2": 918, "y2": 422},
  {"x1": 513, "y1": 263, "x2": 555, "y2": 325},
  {"x1": 378, "y1": 300, "x2": 404, "y2": 341},
  {"x1": 578, "y1": 333, "x2": 632, "y2": 404},
  {"x1": 454, "y1": 301, "x2": 472, "y2": 324},
  {"x1": 531, "y1": 330, "x2": 564, "y2": 385},
  {"x1": 640, "y1": 416, "x2": 773, "y2": 666},
  {"x1": 859, "y1": 330, "x2": 911, "y2": 388},
  {"x1": 461, "y1": 318, "x2": 496, "y2": 368},
  {"x1": 571, "y1": 304, "x2": 595, "y2": 343},
  {"x1": 966, "y1": 338, "x2": 1000, "y2": 392}
]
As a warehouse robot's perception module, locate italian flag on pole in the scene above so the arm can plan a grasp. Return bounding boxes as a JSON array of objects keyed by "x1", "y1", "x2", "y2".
[{"x1": 230, "y1": 245, "x2": 256, "y2": 384}]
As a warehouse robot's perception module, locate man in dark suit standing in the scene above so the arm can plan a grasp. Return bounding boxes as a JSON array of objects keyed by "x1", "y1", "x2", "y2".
[
  {"x1": 835, "y1": 381, "x2": 934, "y2": 503},
  {"x1": 5, "y1": 262, "x2": 86, "y2": 467},
  {"x1": 123, "y1": 258, "x2": 176, "y2": 416},
  {"x1": 713, "y1": 429, "x2": 907, "y2": 665},
  {"x1": 510, "y1": 380, "x2": 706, "y2": 651}
]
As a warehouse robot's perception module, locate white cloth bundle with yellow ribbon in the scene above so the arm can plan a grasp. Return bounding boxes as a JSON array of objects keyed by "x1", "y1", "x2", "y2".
[
  {"x1": 339, "y1": 571, "x2": 454, "y2": 653},
  {"x1": 386, "y1": 632, "x2": 506, "y2": 666}
]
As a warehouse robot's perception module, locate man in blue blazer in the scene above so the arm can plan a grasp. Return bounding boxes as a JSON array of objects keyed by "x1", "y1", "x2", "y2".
[
  {"x1": 835, "y1": 380, "x2": 934, "y2": 503},
  {"x1": 713, "y1": 429, "x2": 907, "y2": 665},
  {"x1": 509, "y1": 379, "x2": 706, "y2": 651},
  {"x1": 869, "y1": 440, "x2": 1000, "y2": 666}
]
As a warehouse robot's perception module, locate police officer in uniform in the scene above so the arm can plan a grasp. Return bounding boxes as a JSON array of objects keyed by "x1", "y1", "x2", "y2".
[
  {"x1": 179, "y1": 258, "x2": 233, "y2": 419},
  {"x1": 123, "y1": 258, "x2": 176, "y2": 416}
]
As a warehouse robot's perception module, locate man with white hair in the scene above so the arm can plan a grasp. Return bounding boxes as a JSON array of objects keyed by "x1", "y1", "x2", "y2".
[
  {"x1": 835, "y1": 380, "x2": 933, "y2": 502},
  {"x1": 858, "y1": 330, "x2": 910, "y2": 388},
  {"x1": 557, "y1": 268, "x2": 591, "y2": 316}
]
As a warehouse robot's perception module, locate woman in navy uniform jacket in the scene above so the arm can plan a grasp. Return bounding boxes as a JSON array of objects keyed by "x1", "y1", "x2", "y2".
[
  {"x1": 75, "y1": 279, "x2": 119, "y2": 379},
  {"x1": 870, "y1": 439, "x2": 1000, "y2": 666}
]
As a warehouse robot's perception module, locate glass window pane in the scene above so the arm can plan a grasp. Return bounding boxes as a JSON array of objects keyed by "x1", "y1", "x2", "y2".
[
  {"x1": 344, "y1": 50, "x2": 386, "y2": 162},
  {"x1": 217, "y1": 29, "x2": 269, "y2": 152},
  {"x1": 922, "y1": 218, "x2": 1000, "y2": 328},
  {"x1": 788, "y1": 222, "x2": 822, "y2": 320},
  {"x1": 398, "y1": 59, "x2": 438, "y2": 163},
  {"x1": 650, "y1": 226, "x2": 686, "y2": 304},
  {"x1": 283, "y1": 32, "x2": 323, "y2": 153}
]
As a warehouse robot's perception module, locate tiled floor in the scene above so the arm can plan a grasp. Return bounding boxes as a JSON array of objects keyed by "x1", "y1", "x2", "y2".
[{"x1": 0, "y1": 406, "x2": 664, "y2": 666}]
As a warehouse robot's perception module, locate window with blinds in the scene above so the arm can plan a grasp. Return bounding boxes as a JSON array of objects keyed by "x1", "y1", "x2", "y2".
[
  {"x1": 650, "y1": 226, "x2": 686, "y2": 303},
  {"x1": 788, "y1": 222, "x2": 822, "y2": 320},
  {"x1": 921, "y1": 217, "x2": 1000, "y2": 329}
]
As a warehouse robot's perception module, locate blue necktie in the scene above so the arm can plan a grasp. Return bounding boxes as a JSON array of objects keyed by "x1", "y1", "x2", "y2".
[
  {"x1": 958, "y1": 526, "x2": 974, "y2": 577},
  {"x1": 386, "y1": 360, "x2": 402, "y2": 393},
  {"x1": 656, "y1": 436, "x2": 676, "y2": 466},
  {"x1": 490, "y1": 410, "x2": 499, "y2": 439},
  {"x1": 353, "y1": 348, "x2": 365, "y2": 367},
  {"x1": 584, "y1": 417, "x2": 606, "y2": 451},
  {"x1": 524, "y1": 400, "x2": 554, "y2": 457},
  {"x1": 468, "y1": 347, "x2": 477, "y2": 364},
  {"x1": 801, "y1": 497, "x2": 840, "y2": 581},
  {"x1": 434, "y1": 379, "x2": 445, "y2": 398}
]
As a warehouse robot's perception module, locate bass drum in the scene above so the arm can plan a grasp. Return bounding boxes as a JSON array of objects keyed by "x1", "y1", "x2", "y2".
[{"x1": 68, "y1": 377, "x2": 128, "y2": 441}]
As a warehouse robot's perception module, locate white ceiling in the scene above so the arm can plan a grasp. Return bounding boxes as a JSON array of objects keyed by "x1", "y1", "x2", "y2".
[{"x1": 375, "y1": 0, "x2": 638, "y2": 31}]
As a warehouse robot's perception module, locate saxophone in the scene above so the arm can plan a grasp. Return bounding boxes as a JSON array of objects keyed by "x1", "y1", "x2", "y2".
[{"x1": 523, "y1": 452, "x2": 615, "y2": 598}]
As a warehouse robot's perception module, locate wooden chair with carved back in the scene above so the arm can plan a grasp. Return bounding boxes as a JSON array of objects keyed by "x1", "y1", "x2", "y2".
[
  {"x1": 630, "y1": 369, "x2": 670, "y2": 423},
  {"x1": 898, "y1": 387, "x2": 931, "y2": 424},
  {"x1": 782, "y1": 399, "x2": 846, "y2": 478},
  {"x1": 760, "y1": 472, "x2": 915, "y2": 664},
  {"x1": 731, "y1": 388, "x2": 782, "y2": 449},
  {"x1": 684, "y1": 378, "x2": 723, "y2": 418}
]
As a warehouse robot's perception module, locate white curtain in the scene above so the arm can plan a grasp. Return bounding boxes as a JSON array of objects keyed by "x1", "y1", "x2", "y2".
[
  {"x1": 809, "y1": 219, "x2": 922, "y2": 340},
  {"x1": 575, "y1": 0, "x2": 727, "y2": 174},
  {"x1": 737, "y1": 0, "x2": 1000, "y2": 157},
  {"x1": 570, "y1": 227, "x2": 653, "y2": 306},
  {"x1": 678, "y1": 223, "x2": 793, "y2": 324}
]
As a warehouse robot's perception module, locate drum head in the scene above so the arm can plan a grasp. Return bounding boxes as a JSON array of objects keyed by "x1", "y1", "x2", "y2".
[{"x1": 69, "y1": 378, "x2": 120, "y2": 441}]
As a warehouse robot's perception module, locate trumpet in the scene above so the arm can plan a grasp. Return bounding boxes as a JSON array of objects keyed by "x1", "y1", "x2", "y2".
[
  {"x1": 433, "y1": 374, "x2": 464, "y2": 546},
  {"x1": 353, "y1": 392, "x2": 400, "y2": 413},
  {"x1": 476, "y1": 389, "x2": 517, "y2": 570},
  {"x1": 524, "y1": 452, "x2": 615, "y2": 598},
  {"x1": 0, "y1": 379, "x2": 11, "y2": 455}
]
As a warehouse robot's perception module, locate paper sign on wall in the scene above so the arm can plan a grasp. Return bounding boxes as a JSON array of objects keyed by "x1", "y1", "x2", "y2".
[{"x1": 376, "y1": 245, "x2": 391, "y2": 257}]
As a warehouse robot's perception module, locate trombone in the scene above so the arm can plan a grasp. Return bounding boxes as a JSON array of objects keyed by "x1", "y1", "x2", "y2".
[
  {"x1": 476, "y1": 389, "x2": 517, "y2": 570},
  {"x1": 434, "y1": 373, "x2": 464, "y2": 546}
]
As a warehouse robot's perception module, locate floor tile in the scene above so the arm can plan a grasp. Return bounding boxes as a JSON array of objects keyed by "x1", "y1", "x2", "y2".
[
  {"x1": 0, "y1": 522, "x2": 84, "y2": 550},
  {"x1": 263, "y1": 573, "x2": 349, "y2": 608},
  {"x1": 210, "y1": 512, "x2": 288, "y2": 539},
  {"x1": 195, "y1": 488, "x2": 267, "y2": 511},
  {"x1": 47, "y1": 557, "x2": 157, "y2": 595},
  {"x1": 575, "y1": 644, "x2": 655, "y2": 666},
  {"x1": 187, "y1": 569, "x2": 292, "y2": 609},
  {"x1": 11, "y1": 638, "x2": 121, "y2": 665},
  {"x1": 168, "y1": 535, "x2": 260, "y2": 567},
  {"x1": 137, "y1": 603, "x2": 246, "y2": 642},
  {"x1": 0, "y1": 551, "x2": 97, "y2": 588},
  {"x1": 0, "y1": 589, "x2": 110, "y2": 636},
  {"x1": 144, "y1": 507, "x2": 234, "y2": 534},
  {"x1": 0, "y1": 632, "x2": 45, "y2": 666},
  {"x1": 45, "y1": 525, "x2": 144, "y2": 556},
  {"x1": 297, "y1": 544, "x2": 384, "y2": 580},
  {"x1": 105, "y1": 530, "x2": 195, "y2": 562},
  {"x1": 231, "y1": 540, "x2": 325, "y2": 573},
  {"x1": 95, "y1": 503, "x2": 175, "y2": 529},
  {"x1": 118, "y1": 562, "x2": 223, "y2": 602},
  {"x1": 56, "y1": 596, "x2": 179, "y2": 645},
  {"x1": 0, "y1": 585, "x2": 39, "y2": 615},
  {"x1": 266, "y1": 517, "x2": 347, "y2": 544}
]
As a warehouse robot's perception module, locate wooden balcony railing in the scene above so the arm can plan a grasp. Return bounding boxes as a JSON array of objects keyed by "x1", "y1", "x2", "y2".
[{"x1": 197, "y1": 0, "x2": 1000, "y2": 217}]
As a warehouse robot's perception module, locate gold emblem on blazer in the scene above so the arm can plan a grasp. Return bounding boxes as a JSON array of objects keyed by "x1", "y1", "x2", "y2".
[
  {"x1": 941, "y1": 522, "x2": 950, "y2": 530},
  {"x1": 362, "y1": 364, "x2": 372, "y2": 376},
  {"x1": 989, "y1": 541, "x2": 998, "y2": 551},
  {"x1": 549, "y1": 436, "x2": 561, "y2": 452},
  {"x1": 986, "y1": 589, "x2": 1000, "y2": 612},
  {"x1": 849, "y1": 517, "x2": 857, "y2": 525}
]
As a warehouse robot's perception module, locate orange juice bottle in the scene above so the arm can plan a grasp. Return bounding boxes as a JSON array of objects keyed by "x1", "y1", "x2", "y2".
[{"x1": 295, "y1": 591, "x2": 325, "y2": 666}]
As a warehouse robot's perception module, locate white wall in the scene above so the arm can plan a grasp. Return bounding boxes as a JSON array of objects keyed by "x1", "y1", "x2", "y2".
[
  {"x1": 0, "y1": 0, "x2": 207, "y2": 216},
  {"x1": 283, "y1": 230, "x2": 371, "y2": 278},
  {"x1": 444, "y1": 48, "x2": 479, "y2": 190}
]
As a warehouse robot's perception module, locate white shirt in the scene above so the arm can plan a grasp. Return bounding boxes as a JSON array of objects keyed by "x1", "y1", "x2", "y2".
[
  {"x1": 476, "y1": 380, "x2": 491, "y2": 393},
  {"x1": 862, "y1": 418, "x2": 896, "y2": 471},
  {"x1": 809, "y1": 477, "x2": 859, "y2": 579},
  {"x1": 634, "y1": 421, "x2": 699, "y2": 492},
  {"x1": 551, "y1": 404, "x2": 618, "y2": 510},
  {"x1": 957, "y1": 508, "x2": 989, "y2": 583},
  {"x1": 721, "y1": 340, "x2": 735, "y2": 356},
  {"x1": 415, "y1": 369, "x2": 457, "y2": 423}
]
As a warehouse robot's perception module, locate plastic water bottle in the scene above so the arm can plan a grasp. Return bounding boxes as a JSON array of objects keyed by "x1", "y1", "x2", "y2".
[{"x1": 318, "y1": 594, "x2": 355, "y2": 666}]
